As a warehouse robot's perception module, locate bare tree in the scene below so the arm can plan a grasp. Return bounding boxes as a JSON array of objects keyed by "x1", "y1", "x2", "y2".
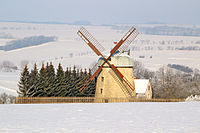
[
  {"x1": 0, "y1": 60, "x2": 17, "y2": 72},
  {"x1": 0, "y1": 93, "x2": 16, "y2": 104}
]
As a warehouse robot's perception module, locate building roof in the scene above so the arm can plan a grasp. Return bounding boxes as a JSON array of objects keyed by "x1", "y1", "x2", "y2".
[
  {"x1": 98, "y1": 53, "x2": 133, "y2": 67},
  {"x1": 134, "y1": 79, "x2": 150, "y2": 94}
]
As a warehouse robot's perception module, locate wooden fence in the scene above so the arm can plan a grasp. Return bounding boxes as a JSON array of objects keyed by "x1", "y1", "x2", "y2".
[{"x1": 16, "y1": 97, "x2": 185, "y2": 104}]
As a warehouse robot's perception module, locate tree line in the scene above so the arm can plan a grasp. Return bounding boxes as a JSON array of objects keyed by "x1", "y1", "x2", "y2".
[
  {"x1": 18, "y1": 60, "x2": 200, "y2": 99},
  {"x1": 0, "y1": 35, "x2": 57, "y2": 51},
  {"x1": 167, "y1": 64, "x2": 193, "y2": 73},
  {"x1": 133, "y1": 60, "x2": 200, "y2": 99},
  {"x1": 18, "y1": 63, "x2": 95, "y2": 97},
  {"x1": 0, "y1": 93, "x2": 16, "y2": 104}
]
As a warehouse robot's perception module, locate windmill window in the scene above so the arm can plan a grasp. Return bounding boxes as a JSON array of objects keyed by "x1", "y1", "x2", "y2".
[
  {"x1": 101, "y1": 77, "x2": 104, "y2": 82},
  {"x1": 101, "y1": 88, "x2": 103, "y2": 94}
]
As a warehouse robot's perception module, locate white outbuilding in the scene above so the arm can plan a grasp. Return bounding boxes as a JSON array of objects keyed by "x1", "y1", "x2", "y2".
[{"x1": 134, "y1": 79, "x2": 152, "y2": 99}]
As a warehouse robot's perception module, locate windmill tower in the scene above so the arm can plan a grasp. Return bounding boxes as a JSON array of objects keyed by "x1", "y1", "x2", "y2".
[{"x1": 77, "y1": 27, "x2": 139, "y2": 98}]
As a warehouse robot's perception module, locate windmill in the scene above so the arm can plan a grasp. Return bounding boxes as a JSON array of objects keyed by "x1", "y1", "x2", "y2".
[{"x1": 77, "y1": 26, "x2": 139, "y2": 98}]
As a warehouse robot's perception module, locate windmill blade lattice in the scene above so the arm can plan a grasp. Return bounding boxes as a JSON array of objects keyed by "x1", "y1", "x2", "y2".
[
  {"x1": 90, "y1": 62, "x2": 99, "y2": 75},
  {"x1": 118, "y1": 27, "x2": 139, "y2": 53},
  {"x1": 78, "y1": 27, "x2": 105, "y2": 53}
]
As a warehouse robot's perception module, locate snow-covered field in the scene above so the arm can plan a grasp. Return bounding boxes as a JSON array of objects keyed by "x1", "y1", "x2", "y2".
[
  {"x1": 1, "y1": 22, "x2": 200, "y2": 95},
  {"x1": 0, "y1": 72, "x2": 19, "y2": 96},
  {"x1": 0, "y1": 102, "x2": 199, "y2": 133},
  {"x1": 0, "y1": 22, "x2": 200, "y2": 70}
]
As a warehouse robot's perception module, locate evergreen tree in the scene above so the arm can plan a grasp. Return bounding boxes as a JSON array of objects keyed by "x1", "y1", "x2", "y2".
[
  {"x1": 77, "y1": 68, "x2": 89, "y2": 97},
  {"x1": 82, "y1": 69, "x2": 96, "y2": 97},
  {"x1": 78, "y1": 68, "x2": 86, "y2": 95},
  {"x1": 63, "y1": 67, "x2": 72, "y2": 96},
  {"x1": 18, "y1": 65, "x2": 30, "y2": 97},
  {"x1": 79, "y1": 69, "x2": 84, "y2": 78},
  {"x1": 66, "y1": 66, "x2": 80, "y2": 97},
  {"x1": 18, "y1": 63, "x2": 97, "y2": 97},
  {"x1": 34, "y1": 62, "x2": 55, "y2": 97},
  {"x1": 33, "y1": 63, "x2": 47, "y2": 97},
  {"x1": 73, "y1": 68, "x2": 83, "y2": 97},
  {"x1": 53, "y1": 63, "x2": 67, "y2": 96},
  {"x1": 45, "y1": 62, "x2": 56, "y2": 96},
  {"x1": 28, "y1": 63, "x2": 39, "y2": 96},
  {"x1": 88, "y1": 69, "x2": 96, "y2": 96},
  {"x1": 65, "y1": 67, "x2": 71, "y2": 83},
  {"x1": 87, "y1": 79, "x2": 96, "y2": 97},
  {"x1": 56, "y1": 63, "x2": 64, "y2": 80}
]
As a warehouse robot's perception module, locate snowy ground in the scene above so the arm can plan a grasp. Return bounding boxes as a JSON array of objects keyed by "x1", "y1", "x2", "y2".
[
  {"x1": 0, "y1": 102, "x2": 200, "y2": 133},
  {"x1": 0, "y1": 71, "x2": 19, "y2": 96}
]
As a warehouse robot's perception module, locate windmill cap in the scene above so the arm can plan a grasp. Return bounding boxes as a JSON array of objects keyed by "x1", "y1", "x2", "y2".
[{"x1": 98, "y1": 54, "x2": 133, "y2": 67}]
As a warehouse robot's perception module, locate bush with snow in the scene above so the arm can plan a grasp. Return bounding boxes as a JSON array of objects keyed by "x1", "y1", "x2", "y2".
[
  {"x1": 0, "y1": 93, "x2": 16, "y2": 104},
  {"x1": 185, "y1": 95, "x2": 200, "y2": 102}
]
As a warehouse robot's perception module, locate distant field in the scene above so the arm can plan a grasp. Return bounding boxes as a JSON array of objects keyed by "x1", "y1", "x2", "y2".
[
  {"x1": 0, "y1": 22, "x2": 200, "y2": 95},
  {"x1": 0, "y1": 22, "x2": 200, "y2": 70}
]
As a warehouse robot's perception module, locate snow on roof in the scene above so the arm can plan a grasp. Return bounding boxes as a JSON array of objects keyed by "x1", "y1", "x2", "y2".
[
  {"x1": 98, "y1": 53, "x2": 133, "y2": 67},
  {"x1": 134, "y1": 79, "x2": 150, "y2": 94}
]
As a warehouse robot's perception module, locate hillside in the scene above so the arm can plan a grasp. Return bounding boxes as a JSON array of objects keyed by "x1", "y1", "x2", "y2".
[
  {"x1": 0, "y1": 22, "x2": 200, "y2": 70},
  {"x1": 0, "y1": 22, "x2": 200, "y2": 95},
  {"x1": 0, "y1": 71, "x2": 18, "y2": 96},
  {"x1": 0, "y1": 35, "x2": 56, "y2": 51}
]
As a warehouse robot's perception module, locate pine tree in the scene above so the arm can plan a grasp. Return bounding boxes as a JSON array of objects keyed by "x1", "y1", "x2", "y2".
[
  {"x1": 56, "y1": 63, "x2": 64, "y2": 80},
  {"x1": 28, "y1": 63, "x2": 39, "y2": 96},
  {"x1": 63, "y1": 67, "x2": 72, "y2": 96},
  {"x1": 18, "y1": 62, "x2": 97, "y2": 97},
  {"x1": 73, "y1": 68, "x2": 83, "y2": 97},
  {"x1": 82, "y1": 69, "x2": 96, "y2": 97},
  {"x1": 33, "y1": 63, "x2": 47, "y2": 97},
  {"x1": 76, "y1": 68, "x2": 88, "y2": 97},
  {"x1": 65, "y1": 67, "x2": 71, "y2": 83},
  {"x1": 53, "y1": 63, "x2": 67, "y2": 96},
  {"x1": 88, "y1": 69, "x2": 96, "y2": 96},
  {"x1": 67, "y1": 66, "x2": 79, "y2": 97},
  {"x1": 78, "y1": 68, "x2": 86, "y2": 94},
  {"x1": 45, "y1": 62, "x2": 56, "y2": 96},
  {"x1": 80, "y1": 69, "x2": 84, "y2": 78},
  {"x1": 18, "y1": 65, "x2": 30, "y2": 97}
]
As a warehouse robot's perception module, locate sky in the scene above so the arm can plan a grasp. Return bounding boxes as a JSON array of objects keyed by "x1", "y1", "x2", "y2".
[{"x1": 0, "y1": 0, "x2": 199, "y2": 24}]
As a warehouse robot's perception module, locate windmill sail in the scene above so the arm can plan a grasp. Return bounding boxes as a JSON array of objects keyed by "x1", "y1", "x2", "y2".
[
  {"x1": 118, "y1": 27, "x2": 139, "y2": 53},
  {"x1": 78, "y1": 26, "x2": 137, "y2": 95},
  {"x1": 90, "y1": 62, "x2": 99, "y2": 75},
  {"x1": 77, "y1": 27, "x2": 105, "y2": 55}
]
